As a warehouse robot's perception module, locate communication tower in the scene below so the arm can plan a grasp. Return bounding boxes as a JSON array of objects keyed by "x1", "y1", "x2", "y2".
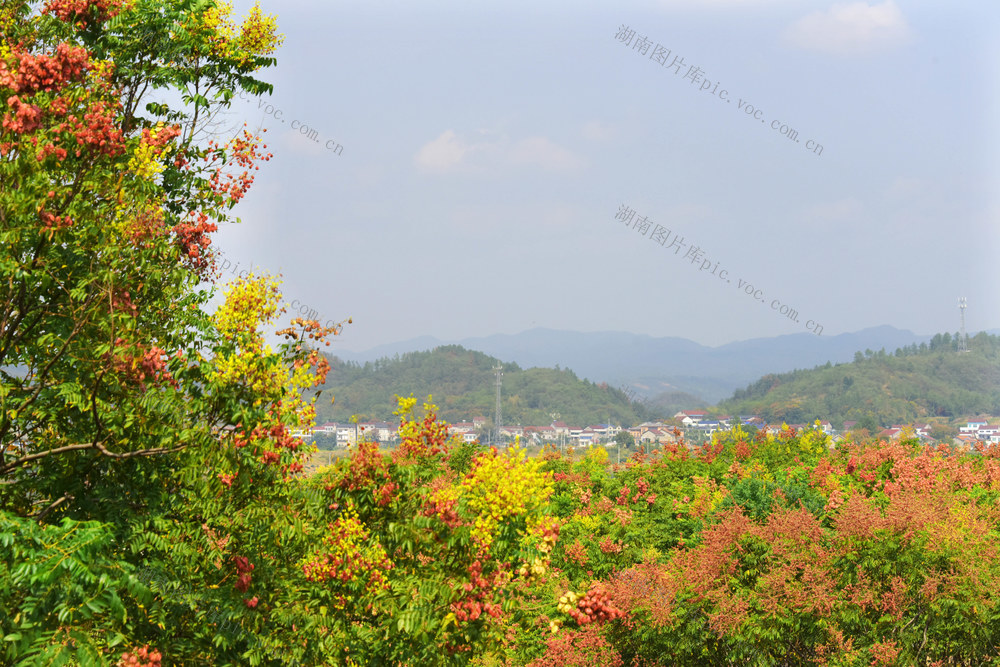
[
  {"x1": 493, "y1": 363, "x2": 503, "y2": 446},
  {"x1": 958, "y1": 297, "x2": 969, "y2": 353}
]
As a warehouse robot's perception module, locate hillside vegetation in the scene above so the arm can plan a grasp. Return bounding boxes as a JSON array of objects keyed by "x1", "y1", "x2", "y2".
[
  {"x1": 312, "y1": 345, "x2": 690, "y2": 426},
  {"x1": 719, "y1": 332, "x2": 1000, "y2": 427}
]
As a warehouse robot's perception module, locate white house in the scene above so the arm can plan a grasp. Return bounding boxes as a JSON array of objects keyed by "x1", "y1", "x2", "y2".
[
  {"x1": 674, "y1": 410, "x2": 708, "y2": 426},
  {"x1": 373, "y1": 421, "x2": 397, "y2": 442},
  {"x1": 313, "y1": 421, "x2": 337, "y2": 435},
  {"x1": 335, "y1": 425, "x2": 357, "y2": 446},
  {"x1": 527, "y1": 425, "x2": 557, "y2": 443},
  {"x1": 500, "y1": 425, "x2": 524, "y2": 438},
  {"x1": 961, "y1": 418, "x2": 990, "y2": 434}
]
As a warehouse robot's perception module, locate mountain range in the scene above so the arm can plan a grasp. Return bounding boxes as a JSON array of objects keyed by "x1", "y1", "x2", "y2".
[{"x1": 329, "y1": 326, "x2": 978, "y2": 403}]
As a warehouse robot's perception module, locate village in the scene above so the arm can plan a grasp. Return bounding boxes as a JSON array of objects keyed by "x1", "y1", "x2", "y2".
[{"x1": 297, "y1": 411, "x2": 1000, "y2": 449}]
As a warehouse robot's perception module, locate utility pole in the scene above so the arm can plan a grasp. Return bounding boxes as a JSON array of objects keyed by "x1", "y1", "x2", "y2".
[
  {"x1": 493, "y1": 362, "x2": 503, "y2": 448},
  {"x1": 549, "y1": 412, "x2": 560, "y2": 455}
]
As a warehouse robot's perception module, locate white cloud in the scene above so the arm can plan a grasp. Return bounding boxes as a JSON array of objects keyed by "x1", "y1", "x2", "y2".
[
  {"x1": 784, "y1": 1, "x2": 912, "y2": 56},
  {"x1": 414, "y1": 130, "x2": 586, "y2": 173},
  {"x1": 414, "y1": 130, "x2": 471, "y2": 171},
  {"x1": 508, "y1": 136, "x2": 587, "y2": 171}
]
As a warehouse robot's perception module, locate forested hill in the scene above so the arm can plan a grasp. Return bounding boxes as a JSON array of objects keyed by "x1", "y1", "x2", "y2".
[
  {"x1": 717, "y1": 332, "x2": 1000, "y2": 427},
  {"x1": 310, "y1": 345, "x2": 697, "y2": 426}
]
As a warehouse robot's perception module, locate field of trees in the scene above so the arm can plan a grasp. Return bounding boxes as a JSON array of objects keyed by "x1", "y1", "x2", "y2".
[
  {"x1": 720, "y1": 333, "x2": 1000, "y2": 428},
  {"x1": 3, "y1": 3, "x2": 1000, "y2": 665},
  {"x1": 7, "y1": 392, "x2": 1000, "y2": 664}
]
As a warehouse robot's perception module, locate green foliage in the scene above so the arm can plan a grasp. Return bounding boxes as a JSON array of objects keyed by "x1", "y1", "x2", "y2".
[
  {"x1": 715, "y1": 474, "x2": 825, "y2": 523},
  {"x1": 613, "y1": 431, "x2": 635, "y2": 449},
  {"x1": 0, "y1": 514, "x2": 138, "y2": 664},
  {"x1": 312, "y1": 345, "x2": 649, "y2": 426},
  {"x1": 1, "y1": 2, "x2": 330, "y2": 665},
  {"x1": 721, "y1": 332, "x2": 1000, "y2": 426}
]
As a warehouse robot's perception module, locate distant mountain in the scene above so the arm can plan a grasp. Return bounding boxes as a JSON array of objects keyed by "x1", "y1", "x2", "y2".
[
  {"x1": 717, "y1": 332, "x2": 1000, "y2": 428},
  {"x1": 332, "y1": 326, "x2": 943, "y2": 402},
  {"x1": 312, "y1": 345, "x2": 680, "y2": 427}
]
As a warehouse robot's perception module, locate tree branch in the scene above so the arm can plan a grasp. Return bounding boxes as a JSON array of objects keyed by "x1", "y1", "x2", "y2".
[
  {"x1": 0, "y1": 440, "x2": 188, "y2": 476},
  {"x1": 31, "y1": 492, "x2": 74, "y2": 523}
]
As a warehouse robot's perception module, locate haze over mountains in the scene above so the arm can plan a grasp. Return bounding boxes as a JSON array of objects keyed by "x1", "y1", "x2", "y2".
[
  {"x1": 328, "y1": 326, "x2": 974, "y2": 403},
  {"x1": 332, "y1": 327, "x2": 1000, "y2": 404}
]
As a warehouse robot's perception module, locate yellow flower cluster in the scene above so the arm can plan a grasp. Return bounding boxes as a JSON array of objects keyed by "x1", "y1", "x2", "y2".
[
  {"x1": 394, "y1": 396, "x2": 419, "y2": 416},
  {"x1": 302, "y1": 507, "x2": 393, "y2": 605},
  {"x1": 111, "y1": 198, "x2": 165, "y2": 242},
  {"x1": 213, "y1": 274, "x2": 281, "y2": 340},
  {"x1": 461, "y1": 446, "x2": 554, "y2": 551},
  {"x1": 800, "y1": 424, "x2": 832, "y2": 456},
  {"x1": 393, "y1": 396, "x2": 460, "y2": 457},
  {"x1": 236, "y1": 2, "x2": 284, "y2": 59},
  {"x1": 690, "y1": 476, "x2": 727, "y2": 517},
  {"x1": 194, "y1": 1, "x2": 284, "y2": 69},
  {"x1": 127, "y1": 123, "x2": 171, "y2": 181},
  {"x1": 742, "y1": 458, "x2": 773, "y2": 482},
  {"x1": 0, "y1": 4, "x2": 24, "y2": 60},
  {"x1": 212, "y1": 349, "x2": 283, "y2": 399},
  {"x1": 199, "y1": 1, "x2": 238, "y2": 58},
  {"x1": 516, "y1": 556, "x2": 548, "y2": 582},
  {"x1": 571, "y1": 514, "x2": 602, "y2": 533},
  {"x1": 210, "y1": 275, "x2": 284, "y2": 397},
  {"x1": 428, "y1": 479, "x2": 460, "y2": 510},
  {"x1": 585, "y1": 446, "x2": 609, "y2": 465}
]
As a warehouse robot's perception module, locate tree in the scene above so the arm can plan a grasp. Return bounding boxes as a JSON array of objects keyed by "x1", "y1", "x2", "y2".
[
  {"x1": 0, "y1": 2, "x2": 348, "y2": 663},
  {"x1": 614, "y1": 430, "x2": 635, "y2": 450},
  {"x1": 854, "y1": 413, "x2": 880, "y2": 434},
  {"x1": 928, "y1": 421, "x2": 957, "y2": 442},
  {"x1": 293, "y1": 398, "x2": 559, "y2": 665},
  {"x1": 313, "y1": 432, "x2": 337, "y2": 450}
]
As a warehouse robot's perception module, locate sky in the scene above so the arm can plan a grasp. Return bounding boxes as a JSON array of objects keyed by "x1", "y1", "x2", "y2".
[{"x1": 198, "y1": 0, "x2": 1000, "y2": 353}]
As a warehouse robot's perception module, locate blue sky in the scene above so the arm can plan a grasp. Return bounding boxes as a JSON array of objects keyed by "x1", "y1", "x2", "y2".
[{"x1": 202, "y1": 0, "x2": 1000, "y2": 351}]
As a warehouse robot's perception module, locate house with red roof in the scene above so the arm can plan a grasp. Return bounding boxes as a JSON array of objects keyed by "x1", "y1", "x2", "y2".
[{"x1": 447, "y1": 422, "x2": 475, "y2": 437}]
